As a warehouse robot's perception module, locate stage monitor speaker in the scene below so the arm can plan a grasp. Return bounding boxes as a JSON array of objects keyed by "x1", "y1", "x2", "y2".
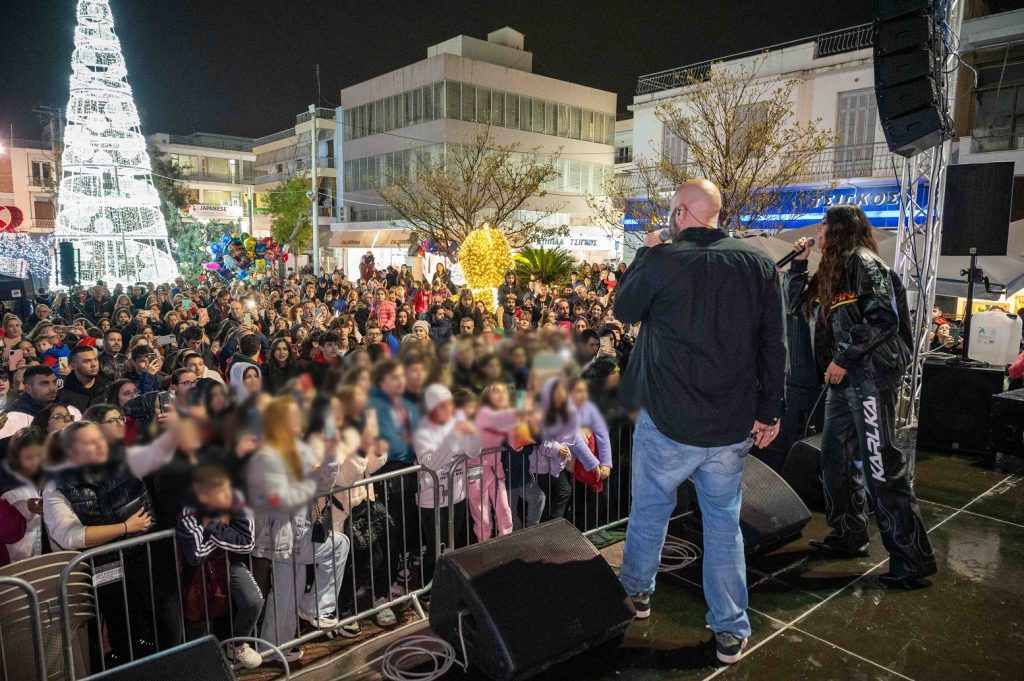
[
  {"x1": 675, "y1": 454, "x2": 812, "y2": 554},
  {"x1": 917, "y1": 359, "x2": 1005, "y2": 454},
  {"x1": 58, "y1": 241, "x2": 77, "y2": 287},
  {"x1": 86, "y1": 636, "x2": 233, "y2": 681},
  {"x1": 781, "y1": 435, "x2": 826, "y2": 513},
  {"x1": 873, "y1": 1, "x2": 951, "y2": 157},
  {"x1": 429, "y1": 519, "x2": 634, "y2": 681},
  {"x1": 990, "y1": 389, "x2": 1024, "y2": 457},
  {"x1": 940, "y1": 162, "x2": 1015, "y2": 256}
]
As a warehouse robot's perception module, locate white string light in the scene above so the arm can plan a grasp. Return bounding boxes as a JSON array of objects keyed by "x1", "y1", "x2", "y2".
[
  {"x1": 53, "y1": 0, "x2": 179, "y2": 286},
  {"x1": 0, "y1": 234, "x2": 54, "y2": 282}
]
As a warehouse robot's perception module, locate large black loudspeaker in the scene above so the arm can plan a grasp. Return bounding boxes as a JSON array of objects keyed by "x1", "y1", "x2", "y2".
[
  {"x1": 991, "y1": 389, "x2": 1024, "y2": 457},
  {"x1": 429, "y1": 519, "x2": 634, "y2": 681},
  {"x1": 941, "y1": 162, "x2": 1016, "y2": 256},
  {"x1": 58, "y1": 241, "x2": 77, "y2": 287},
  {"x1": 86, "y1": 636, "x2": 234, "y2": 681},
  {"x1": 781, "y1": 435, "x2": 826, "y2": 513},
  {"x1": 917, "y1": 359, "x2": 1005, "y2": 454},
  {"x1": 675, "y1": 455, "x2": 812, "y2": 554},
  {"x1": 873, "y1": 0, "x2": 951, "y2": 157}
]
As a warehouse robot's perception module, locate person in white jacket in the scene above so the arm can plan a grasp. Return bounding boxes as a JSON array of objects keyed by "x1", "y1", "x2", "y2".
[
  {"x1": 0, "y1": 426, "x2": 47, "y2": 563},
  {"x1": 413, "y1": 384, "x2": 480, "y2": 581}
]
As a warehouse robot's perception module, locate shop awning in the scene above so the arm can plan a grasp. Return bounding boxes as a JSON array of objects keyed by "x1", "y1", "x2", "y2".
[{"x1": 324, "y1": 229, "x2": 411, "y2": 249}]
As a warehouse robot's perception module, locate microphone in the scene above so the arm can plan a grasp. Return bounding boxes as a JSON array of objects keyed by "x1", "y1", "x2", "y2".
[{"x1": 776, "y1": 238, "x2": 815, "y2": 268}]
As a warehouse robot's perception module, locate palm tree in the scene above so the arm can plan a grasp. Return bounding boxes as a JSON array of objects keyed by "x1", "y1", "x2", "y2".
[{"x1": 514, "y1": 247, "x2": 577, "y2": 287}]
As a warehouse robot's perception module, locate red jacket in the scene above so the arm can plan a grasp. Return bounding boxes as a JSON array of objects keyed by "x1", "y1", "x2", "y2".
[
  {"x1": 0, "y1": 498, "x2": 27, "y2": 567},
  {"x1": 1010, "y1": 352, "x2": 1024, "y2": 381},
  {"x1": 412, "y1": 289, "x2": 430, "y2": 314}
]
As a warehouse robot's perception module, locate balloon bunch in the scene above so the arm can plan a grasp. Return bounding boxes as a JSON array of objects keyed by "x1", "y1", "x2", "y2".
[
  {"x1": 204, "y1": 233, "x2": 288, "y2": 281},
  {"x1": 410, "y1": 239, "x2": 459, "y2": 258}
]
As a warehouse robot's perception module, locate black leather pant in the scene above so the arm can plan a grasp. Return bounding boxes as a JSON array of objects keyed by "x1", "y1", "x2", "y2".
[{"x1": 820, "y1": 381, "x2": 937, "y2": 578}]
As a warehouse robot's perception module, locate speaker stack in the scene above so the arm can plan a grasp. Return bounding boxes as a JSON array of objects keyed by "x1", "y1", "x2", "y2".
[
  {"x1": 873, "y1": 0, "x2": 952, "y2": 157},
  {"x1": 917, "y1": 358, "x2": 1006, "y2": 454},
  {"x1": 58, "y1": 241, "x2": 78, "y2": 287}
]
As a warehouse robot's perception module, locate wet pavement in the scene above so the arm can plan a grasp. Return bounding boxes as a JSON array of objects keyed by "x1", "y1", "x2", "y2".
[{"x1": 437, "y1": 448, "x2": 1024, "y2": 681}]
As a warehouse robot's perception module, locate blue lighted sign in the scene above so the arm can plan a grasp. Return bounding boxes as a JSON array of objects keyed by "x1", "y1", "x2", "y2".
[{"x1": 623, "y1": 181, "x2": 930, "y2": 232}]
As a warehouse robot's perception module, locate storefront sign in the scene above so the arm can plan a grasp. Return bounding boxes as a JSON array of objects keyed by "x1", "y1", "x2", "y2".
[
  {"x1": 188, "y1": 204, "x2": 243, "y2": 220},
  {"x1": 536, "y1": 228, "x2": 614, "y2": 251},
  {"x1": 624, "y1": 181, "x2": 930, "y2": 231},
  {"x1": 328, "y1": 229, "x2": 410, "y2": 249}
]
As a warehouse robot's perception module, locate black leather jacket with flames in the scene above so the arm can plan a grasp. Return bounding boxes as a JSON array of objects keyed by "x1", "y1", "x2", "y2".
[{"x1": 785, "y1": 248, "x2": 913, "y2": 391}]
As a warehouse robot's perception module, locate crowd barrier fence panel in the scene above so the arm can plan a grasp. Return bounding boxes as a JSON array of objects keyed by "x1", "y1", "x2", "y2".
[{"x1": 56, "y1": 465, "x2": 440, "y2": 681}]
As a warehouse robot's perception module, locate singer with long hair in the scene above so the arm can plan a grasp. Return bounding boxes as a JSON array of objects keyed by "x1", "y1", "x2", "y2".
[{"x1": 786, "y1": 204, "x2": 936, "y2": 588}]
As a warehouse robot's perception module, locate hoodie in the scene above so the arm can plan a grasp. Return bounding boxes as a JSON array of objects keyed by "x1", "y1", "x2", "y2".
[
  {"x1": 57, "y1": 371, "x2": 110, "y2": 414},
  {"x1": 39, "y1": 344, "x2": 72, "y2": 376},
  {"x1": 175, "y1": 488, "x2": 255, "y2": 568},
  {"x1": 533, "y1": 377, "x2": 599, "y2": 476},
  {"x1": 229, "y1": 361, "x2": 261, "y2": 402},
  {"x1": 0, "y1": 395, "x2": 81, "y2": 440}
]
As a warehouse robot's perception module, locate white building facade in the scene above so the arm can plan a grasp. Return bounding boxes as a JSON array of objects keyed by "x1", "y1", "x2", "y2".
[{"x1": 331, "y1": 27, "x2": 619, "y2": 277}]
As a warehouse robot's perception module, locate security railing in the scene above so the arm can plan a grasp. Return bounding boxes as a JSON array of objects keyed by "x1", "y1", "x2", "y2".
[
  {"x1": 53, "y1": 464, "x2": 438, "y2": 680},
  {"x1": 636, "y1": 23, "x2": 873, "y2": 96},
  {"x1": 436, "y1": 425, "x2": 635, "y2": 582}
]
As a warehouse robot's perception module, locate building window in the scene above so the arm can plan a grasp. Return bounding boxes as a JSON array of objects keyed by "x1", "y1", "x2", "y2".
[
  {"x1": 507, "y1": 94, "x2": 520, "y2": 129},
  {"x1": 835, "y1": 88, "x2": 877, "y2": 177},
  {"x1": 662, "y1": 124, "x2": 686, "y2": 167},
  {"x1": 30, "y1": 160, "x2": 52, "y2": 185},
  {"x1": 615, "y1": 146, "x2": 633, "y2": 164},
  {"x1": 971, "y1": 45, "x2": 1024, "y2": 151},
  {"x1": 33, "y1": 200, "x2": 55, "y2": 221}
]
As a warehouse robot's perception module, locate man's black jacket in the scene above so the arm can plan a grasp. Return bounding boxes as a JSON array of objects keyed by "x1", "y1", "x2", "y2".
[{"x1": 615, "y1": 228, "x2": 786, "y2": 447}]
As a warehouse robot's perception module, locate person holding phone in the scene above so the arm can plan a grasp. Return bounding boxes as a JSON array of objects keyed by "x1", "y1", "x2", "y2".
[{"x1": 930, "y1": 322, "x2": 963, "y2": 355}]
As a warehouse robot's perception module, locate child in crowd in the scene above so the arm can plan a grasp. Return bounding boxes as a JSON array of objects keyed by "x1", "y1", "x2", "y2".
[
  {"x1": 414, "y1": 384, "x2": 478, "y2": 580},
  {"x1": 469, "y1": 383, "x2": 520, "y2": 541},
  {"x1": 176, "y1": 466, "x2": 264, "y2": 669},
  {"x1": 502, "y1": 409, "x2": 546, "y2": 530},
  {"x1": 34, "y1": 334, "x2": 71, "y2": 376},
  {"x1": 534, "y1": 377, "x2": 599, "y2": 522}
]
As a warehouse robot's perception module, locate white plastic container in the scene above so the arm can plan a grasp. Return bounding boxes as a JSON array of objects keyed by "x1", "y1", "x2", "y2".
[{"x1": 968, "y1": 311, "x2": 1023, "y2": 365}]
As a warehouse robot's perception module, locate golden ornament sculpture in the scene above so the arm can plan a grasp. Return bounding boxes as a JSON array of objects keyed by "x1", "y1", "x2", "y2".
[{"x1": 458, "y1": 223, "x2": 513, "y2": 313}]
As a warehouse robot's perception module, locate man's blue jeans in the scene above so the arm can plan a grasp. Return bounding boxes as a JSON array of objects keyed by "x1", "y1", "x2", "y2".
[{"x1": 619, "y1": 410, "x2": 751, "y2": 639}]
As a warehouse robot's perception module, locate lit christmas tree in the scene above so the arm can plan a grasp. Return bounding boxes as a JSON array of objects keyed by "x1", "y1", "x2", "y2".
[{"x1": 54, "y1": 0, "x2": 179, "y2": 286}]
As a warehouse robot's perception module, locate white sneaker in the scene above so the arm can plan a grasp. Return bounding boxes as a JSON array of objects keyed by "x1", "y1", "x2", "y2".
[
  {"x1": 283, "y1": 647, "x2": 303, "y2": 663},
  {"x1": 299, "y1": 610, "x2": 340, "y2": 629},
  {"x1": 374, "y1": 598, "x2": 397, "y2": 627},
  {"x1": 232, "y1": 643, "x2": 262, "y2": 670}
]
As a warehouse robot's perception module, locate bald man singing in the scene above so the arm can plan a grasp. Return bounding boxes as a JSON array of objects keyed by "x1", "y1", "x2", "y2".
[{"x1": 615, "y1": 180, "x2": 786, "y2": 665}]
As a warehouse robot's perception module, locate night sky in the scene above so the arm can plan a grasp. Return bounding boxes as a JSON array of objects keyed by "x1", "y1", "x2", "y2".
[{"x1": 0, "y1": 0, "x2": 873, "y2": 140}]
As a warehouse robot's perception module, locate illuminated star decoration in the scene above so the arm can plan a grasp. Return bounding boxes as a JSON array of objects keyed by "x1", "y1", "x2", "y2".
[
  {"x1": 53, "y1": 0, "x2": 179, "y2": 286},
  {"x1": 459, "y1": 223, "x2": 513, "y2": 312}
]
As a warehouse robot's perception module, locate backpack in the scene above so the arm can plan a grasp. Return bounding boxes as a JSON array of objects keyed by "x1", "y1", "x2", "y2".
[{"x1": 182, "y1": 553, "x2": 230, "y2": 623}]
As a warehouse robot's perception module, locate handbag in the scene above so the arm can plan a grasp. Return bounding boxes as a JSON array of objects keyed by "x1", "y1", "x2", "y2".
[
  {"x1": 338, "y1": 498, "x2": 394, "y2": 552},
  {"x1": 311, "y1": 499, "x2": 330, "y2": 544}
]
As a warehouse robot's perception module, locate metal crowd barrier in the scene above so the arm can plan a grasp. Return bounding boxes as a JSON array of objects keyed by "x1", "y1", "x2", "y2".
[
  {"x1": 53, "y1": 464, "x2": 439, "y2": 680},
  {"x1": 0, "y1": 576, "x2": 47, "y2": 681},
  {"x1": 435, "y1": 424, "x2": 634, "y2": 572}
]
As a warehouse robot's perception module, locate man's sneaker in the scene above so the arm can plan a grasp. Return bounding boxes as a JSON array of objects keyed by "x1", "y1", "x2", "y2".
[
  {"x1": 338, "y1": 620, "x2": 362, "y2": 638},
  {"x1": 630, "y1": 592, "x2": 651, "y2": 619},
  {"x1": 282, "y1": 647, "x2": 303, "y2": 664},
  {"x1": 232, "y1": 643, "x2": 262, "y2": 670},
  {"x1": 375, "y1": 598, "x2": 398, "y2": 626},
  {"x1": 714, "y1": 631, "x2": 747, "y2": 664},
  {"x1": 299, "y1": 610, "x2": 340, "y2": 629}
]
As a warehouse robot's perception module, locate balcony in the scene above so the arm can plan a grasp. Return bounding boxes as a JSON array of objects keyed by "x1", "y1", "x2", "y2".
[
  {"x1": 183, "y1": 170, "x2": 255, "y2": 185},
  {"x1": 27, "y1": 175, "x2": 52, "y2": 188},
  {"x1": 636, "y1": 23, "x2": 873, "y2": 96},
  {"x1": 296, "y1": 107, "x2": 337, "y2": 124},
  {"x1": 167, "y1": 133, "x2": 255, "y2": 152},
  {"x1": 791, "y1": 143, "x2": 900, "y2": 183},
  {"x1": 27, "y1": 219, "x2": 54, "y2": 232},
  {"x1": 619, "y1": 143, "x2": 899, "y2": 195},
  {"x1": 970, "y1": 132, "x2": 1024, "y2": 153}
]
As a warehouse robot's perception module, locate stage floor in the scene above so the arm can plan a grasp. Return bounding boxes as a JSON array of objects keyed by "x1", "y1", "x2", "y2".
[{"x1": 440, "y1": 448, "x2": 1024, "y2": 681}]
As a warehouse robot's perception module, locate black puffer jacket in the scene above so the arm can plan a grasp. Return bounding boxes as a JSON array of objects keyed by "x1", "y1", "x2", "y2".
[
  {"x1": 786, "y1": 249, "x2": 912, "y2": 391},
  {"x1": 51, "y1": 462, "x2": 155, "y2": 543}
]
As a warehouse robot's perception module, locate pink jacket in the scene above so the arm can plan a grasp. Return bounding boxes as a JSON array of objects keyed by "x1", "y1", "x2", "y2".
[
  {"x1": 1010, "y1": 352, "x2": 1024, "y2": 380},
  {"x1": 474, "y1": 407, "x2": 520, "y2": 453},
  {"x1": 376, "y1": 300, "x2": 397, "y2": 330}
]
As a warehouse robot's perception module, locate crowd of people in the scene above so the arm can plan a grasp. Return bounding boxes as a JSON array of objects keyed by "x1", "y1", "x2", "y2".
[{"x1": 0, "y1": 257, "x2": 633, "y2": 670}]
